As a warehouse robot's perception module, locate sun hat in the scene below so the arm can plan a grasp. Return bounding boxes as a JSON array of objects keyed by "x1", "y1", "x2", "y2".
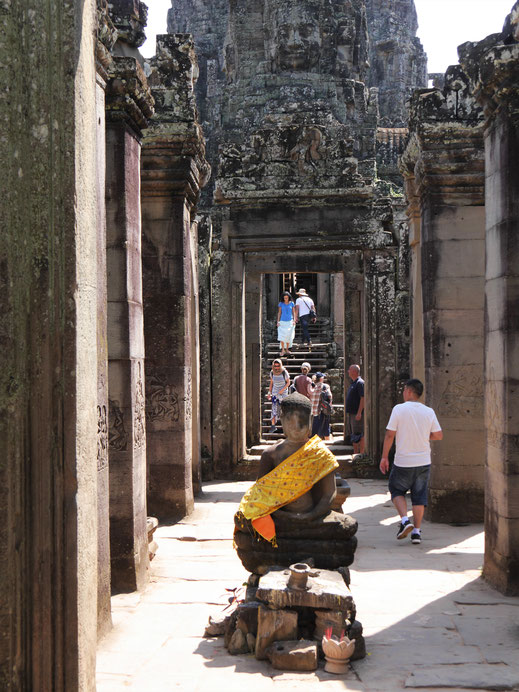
[
  {"x1": 315, "y1": 371, "x2": 325, "y2": 379},
  {"x1": 296, "y1": 288, "x2": 308, "y2": 296},
  {"x1": 301, "y1": 362, "x2": 311, "y2": 370}
]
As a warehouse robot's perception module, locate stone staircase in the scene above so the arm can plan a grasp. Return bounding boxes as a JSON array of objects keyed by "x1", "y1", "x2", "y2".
[{"x1": 239, "y1": 318, "x2": 354, "y2": 478}]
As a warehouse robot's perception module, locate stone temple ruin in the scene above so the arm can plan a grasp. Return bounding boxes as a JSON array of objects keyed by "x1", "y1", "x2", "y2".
[{"x1": 1, "y1": 0, "x2": 519, "y2": 687}]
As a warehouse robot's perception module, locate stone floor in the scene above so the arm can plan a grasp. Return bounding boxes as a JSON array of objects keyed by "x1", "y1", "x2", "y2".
[{"x1": 97, "y1": 480, "x2": 519, "y2": 691}]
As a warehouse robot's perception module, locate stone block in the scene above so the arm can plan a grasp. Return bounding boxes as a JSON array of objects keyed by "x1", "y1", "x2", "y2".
[
  {"x1": 228, "y1": 628, "x2": 249, "y2": 655},
  {"x1": 266, "y1": 640, "x2": 318, "y2": 671},
  {"x1": 314, "y1": 610, "x2": 349, "y2": 640},
  {"x1": 433, "y1": 239, "x2": 485, "y2": 278},
  {"x1": 255, "y1": 606, "x2": 298, "y2": 660},
  {"x1": 429, "y1": 278, "x2": 484, "y2": 311},
  {"x1": 430, "y1": 205, "x2": 484, "y2": 241},
  {"x1": 235, "y1": 601, "x2": 261, "y2": 636},
  {"x1": 256, "y1": 567, "x2": 353, "y2": 612}
]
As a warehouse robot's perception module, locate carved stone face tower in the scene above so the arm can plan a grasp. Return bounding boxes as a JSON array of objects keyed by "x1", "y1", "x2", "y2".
[
  {"x1": 168, "y1": 0, "x2": 425, "y2": 475},
  {"x1": 264, "y1": 0, "x2": 322, "y2": 72}
]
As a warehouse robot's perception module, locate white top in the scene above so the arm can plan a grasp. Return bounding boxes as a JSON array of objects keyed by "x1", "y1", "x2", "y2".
[
  {"x1": 296, "y1": 296, "x2": 315, "y2": 317},
  {"x1": 387, "y1": 401, "x2": 441, "y2": 468}
]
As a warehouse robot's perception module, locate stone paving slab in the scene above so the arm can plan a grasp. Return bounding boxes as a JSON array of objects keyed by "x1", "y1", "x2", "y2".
[
  {"x1": 405, "y1": 663, "x2": 519, "y2": 689},
  {"x1": 97, "y1": 480, "x2": 519, "y2": 691}
]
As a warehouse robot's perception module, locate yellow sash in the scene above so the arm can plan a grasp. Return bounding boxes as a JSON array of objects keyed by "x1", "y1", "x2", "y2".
[{"x1": 237, "y1": 435, "x2": 338, "y2": 543}]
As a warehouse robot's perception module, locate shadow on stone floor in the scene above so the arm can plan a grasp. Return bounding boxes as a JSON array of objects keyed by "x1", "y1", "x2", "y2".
[{"x1": 350, "y1": 576, "x2": 519, "y2": 690}]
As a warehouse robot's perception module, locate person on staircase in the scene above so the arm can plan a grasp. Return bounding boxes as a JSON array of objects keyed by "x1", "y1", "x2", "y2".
[
  {"x1": 293, "y1": 361, "x2": 314, "y2": 398},
  {"x1": 312, "y1": 374, "x2": 333, "y2": 440},
  {"x1": 294, "y1": 288, "x2": 316, "y2": 350},
  {"x1": 267, "y1": 358, "x2": 291, "y2": 433},
  {"x1": 309, "y1": 371, "x2": 324, "y2": 428},
  {"x1": 277, "y1": 291, "x2": 296, "y2": 357}
]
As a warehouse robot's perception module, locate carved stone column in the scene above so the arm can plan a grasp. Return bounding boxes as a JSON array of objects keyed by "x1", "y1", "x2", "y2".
[
  {"x1": 400, "y1": 65, "x2": 486, "y2": 523},
  {"x1": 460, "y1": 13, "x2": 519, "y2": 594},
  {"x1": 364, "y1": 251, "x2": 398, "y2": 461},
  {"x1": 105, "y1": 30, "x2": 154, "y2": 589},
  {"x1": 245, "y1": 273, "x2": 263, "y2": 447},
  {"x1": 95, "y1": 0, "x2": 117, "y2": 636},
  {"x1": 141, "y1": 35, "x2": 210, "y2": 517}
]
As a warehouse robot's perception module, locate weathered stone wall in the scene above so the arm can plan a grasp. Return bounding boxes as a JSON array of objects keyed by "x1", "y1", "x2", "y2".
[
  {"x1": 0, "y1": 0, "x2": 99, "y2": 688},
  {"x1": 459, "y1": 4, "x2": 519, "y2": 594},
  {"x1": 401, "y1": 65, "x2": 486, "y2": 523}
]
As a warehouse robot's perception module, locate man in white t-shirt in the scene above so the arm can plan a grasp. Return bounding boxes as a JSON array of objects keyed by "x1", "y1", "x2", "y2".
[
  {"x1": 379, "y1": 378, "x2": 442, "y2": 544},
  {"x1": 294, "y1": 288, "x2": 316, "y2": 348}
]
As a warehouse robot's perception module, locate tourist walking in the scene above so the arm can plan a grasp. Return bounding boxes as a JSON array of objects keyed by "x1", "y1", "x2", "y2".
[
  {"x1": 346, "y1": 364, "x2": 365, "y2": 454},
  {"x1": 312, "y1": 378, "x2": 333, "y2": 440},
  {"x1": 293, "y1": 361, "x2": 314, "y2": 398},
  {"x1": 277, "y1": 291, "x2": 296, "y2": 357},
  {"x1": 294, "y1": 288, "x2": 316, "y2": 349},
  {"x1": 309, "y1": 371, "x2": 324, "y2": 427},
  {"x1": 267, "y1": 358, "x2": 290, "y2": 433},
  {"x1": 379, "y1": 378, "x2": 443, "y2": 544}
]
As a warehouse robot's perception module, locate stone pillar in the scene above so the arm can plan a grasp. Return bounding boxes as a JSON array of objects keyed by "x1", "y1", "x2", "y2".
[
  {"x1": 332, "y1": 273, "x2": 345, "y2": 353},
  {"x1": 245, "y1": 273, "x2": 263, "y2": 446},
  {"x1": 401, "y1": 66, "x2": 486, "y2": 523},
  {"x1": 460, "y1": 18, "x2": 519, "y2": 593},
  {"x1": 343, "y1": 255, "x2": 363, "y2": 445},
  {"x1": 198, "y1": 215, "x2": 214, "y2": 475},
  {"x1": 105, "y1": 48, "x2": 154, "y2": 590},
  {"x1": 364, "y1": 252, "x2": 398, "y2": 460},
  {"x1": 95, "y1": 1, "x2": 117, "y2": 637},
  {"x1": 404, "y1": 175, "x2": 425, "y2": 384},
  {"x1": 141, "y1": 35, "x2": 210, "y2": 514},
  {"x1": 317, "y1": 273, "x2": 331, "y2": 316},
  {"x1": 0, "y1": 0, "x2": 99, "y2": 688}
]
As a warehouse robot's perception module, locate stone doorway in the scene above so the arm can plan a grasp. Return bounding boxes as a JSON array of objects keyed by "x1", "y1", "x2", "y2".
[{"x1": 249, "y1": 271, "x2": 346, "y2": 450}]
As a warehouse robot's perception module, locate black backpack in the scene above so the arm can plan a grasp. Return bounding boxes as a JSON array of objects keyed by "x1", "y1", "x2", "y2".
[{"x1": 320, "y1": 388, "x2": 333, "y2": 415}]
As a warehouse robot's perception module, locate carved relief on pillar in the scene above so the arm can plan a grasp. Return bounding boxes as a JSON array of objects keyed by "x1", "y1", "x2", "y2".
[
  {"x1": 97, "y1": 403, "x2": 109, "y2": 471},
  {"x1": 134, "y1": 360, "x2": 146, "y2": 449},
  {"x1": 109, "y1": 399, "x2": 128, "y2": 451},
  {"x1": 146, "y1": 376, "x2": 180, "y2": 424}
]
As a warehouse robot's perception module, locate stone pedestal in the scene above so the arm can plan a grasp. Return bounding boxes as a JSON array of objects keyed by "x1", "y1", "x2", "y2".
[
  {"x1": 234, "y1": 510, "x2": 358, "y2": 574},
  {"x1": 106, "y1": 52, "x2": 154, "y2": 591},
  {"x1": 401, "y1": 66, "x2": 486, "y2": 523},
  {"x1": 141, "y1": 35, "x2": 210, "y2": 514},
  {"x1": 460, "y1": 22, "x2": 519, "y2": 593}
]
